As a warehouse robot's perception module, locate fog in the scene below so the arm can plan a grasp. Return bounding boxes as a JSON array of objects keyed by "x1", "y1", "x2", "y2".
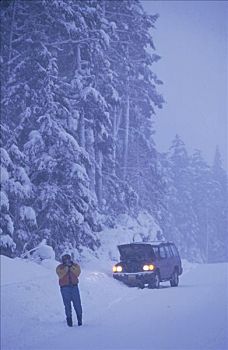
[
  {"x1": 1, "y1": 0, "x2": 227, "y2": 264},
  {"x1": 143, "y1": 0, "x2": 228, "y2": 169}
]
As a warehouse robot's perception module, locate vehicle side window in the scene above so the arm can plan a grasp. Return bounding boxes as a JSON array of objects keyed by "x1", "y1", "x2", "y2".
[
  {"x1": 168, "y1": 245, "x2": 174, "y2": 257},
  {"x1": 152, "y1": 247, "x2": 159, "y2": 258},
  {"x1": 170, "y1": 244, "x2": 178, "y2": 257},
  {"x1": 159, "y1": 246, "x2": 166, "y2": 259},
  {"x1": 164, "y1": 245, "x2": 171, "y2": 257}
]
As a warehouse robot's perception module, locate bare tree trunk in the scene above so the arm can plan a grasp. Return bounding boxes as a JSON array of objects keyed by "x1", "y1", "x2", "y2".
[
  {"x1": 112, "y1": 105, "x2": 117, "y2": 176},
  {"x1": 86, "y1": 127, "x2": 96, "y2": 192},
  {"x1": 123, "y1": 89, "x2": 129, "y2": 181},
  {"x1": 78, "y1": 109, "x2": 85, "y2": 148},
  {"x1": 75, "y1": 44, "x2": 85, "y2": 148},
  {"x1": 8, "y1": 0, "x2": 17, "y2": 76},
  {"x1": 136, "y1": 135, "x2": 140, "y2": 194},
  {"x1": 123, "y1": 43, "x2": 130, "y2": 181},
  {"x1": 112, "y1": 104, "x2": 122, "y2": 176},
  {"x1": 95, "y1": 142, "x2": 103, "y2": 206},
  {"x1": 76, "y1": 44, "x2": 81, "y2": 71},
  {"x1": 102, "y1": 0, "x2": 106, "y2": 16}
]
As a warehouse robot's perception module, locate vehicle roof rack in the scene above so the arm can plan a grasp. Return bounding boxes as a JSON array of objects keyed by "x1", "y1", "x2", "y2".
[{"x1": 130, "y1": 240, "x2": 173, "y2": 245}]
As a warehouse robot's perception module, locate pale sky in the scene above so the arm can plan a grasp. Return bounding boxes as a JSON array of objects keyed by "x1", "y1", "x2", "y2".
[{"x1": 142, "y1": 0, "x2": 228, "y2": 169}]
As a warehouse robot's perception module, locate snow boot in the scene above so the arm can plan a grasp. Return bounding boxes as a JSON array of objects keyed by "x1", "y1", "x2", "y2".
[{"x1": 66, "y1": 317, "x2": 73, "y2": 327}]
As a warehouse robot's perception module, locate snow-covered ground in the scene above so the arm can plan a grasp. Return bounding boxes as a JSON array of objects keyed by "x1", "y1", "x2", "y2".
[{"x1": 1, "y1": 254, "x2": 227, "y2": 350}]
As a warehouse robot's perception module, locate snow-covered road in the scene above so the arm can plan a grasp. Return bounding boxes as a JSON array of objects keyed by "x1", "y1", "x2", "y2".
[{"x1": 1, "y1": 257, "x2": 228, "y2": 350}]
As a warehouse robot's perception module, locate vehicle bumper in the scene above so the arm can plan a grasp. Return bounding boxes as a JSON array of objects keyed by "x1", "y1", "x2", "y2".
[{"x1": 113, "y1": 271, "x2": 155, "y2": 286}]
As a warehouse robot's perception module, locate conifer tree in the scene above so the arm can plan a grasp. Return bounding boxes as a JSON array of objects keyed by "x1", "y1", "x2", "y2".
[
  {"x1": 190, "y1": 149, "x2": 214, "y2": 262},
  {"x1": 1, "y1": 0, "x2": 165, "y2": 258},
  {"x1": 210, "y1": 147, "x2": 228, "y2": 261},
  {"x1": 164, "y1": 136, "x2": 201, "y2": 261}
]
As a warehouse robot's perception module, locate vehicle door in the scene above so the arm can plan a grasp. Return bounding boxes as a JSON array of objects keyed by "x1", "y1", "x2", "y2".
[
  {"x1": 152, "y1": 245, "x2": 159, "y2": 269},
  {"x1": 158, "y1": 245, "x2": 169, "y2": 280},
  {"x1": 164, "y1": 244, "x2": 174, "y2": 278},
  {"x1": 170, "y1": 244, "x2": 182, "y2": 273}
]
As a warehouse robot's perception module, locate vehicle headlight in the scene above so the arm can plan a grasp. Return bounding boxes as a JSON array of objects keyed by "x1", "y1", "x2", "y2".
[
  {"x1": 113, "y1": 265, "x2": 123, "y2": 273},
  {"x1": 143, "y1": 264, "x2": 155, "y2": 271},
  {"x1": 116, "y1": 265, "x2": 123, "y2": 272}
]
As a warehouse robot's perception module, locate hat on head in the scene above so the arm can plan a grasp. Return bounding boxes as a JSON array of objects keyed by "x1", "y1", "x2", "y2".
[{"x1": 61, "y1": 253, "x2": 71, "y2": 263}]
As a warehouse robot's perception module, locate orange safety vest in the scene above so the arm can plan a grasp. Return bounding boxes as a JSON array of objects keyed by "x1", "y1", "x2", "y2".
[{"x1": 56, "y1": 263, "x2": 81, "y2": 287}]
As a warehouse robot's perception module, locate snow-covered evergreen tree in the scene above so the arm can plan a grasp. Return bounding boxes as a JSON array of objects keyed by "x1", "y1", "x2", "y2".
[
  {"x1": 1, "y1": 0, "x2": 164, "y2": 258},
  {"x1": 104, "y1": 0, "x2": 164, "y2": 216},
  {"x1": 0, "y1": 146, "x2": 36, "y2": 256},
  {"x1": 0, "y1": 148, "x2": 16, "y2": 256},
  {"x1": 161, "y1": 136, "x2": 201, "y2": 261},
  {"x1": 1, "y1": 1, "x2": 37, "y2": 256},
  {"x1": 209, "y1": 147, "x2": 228, "y2": 261},
  {"x1": 160, "y1": 141, "x2": 228, "y2": 263},
  {"x1": 189, "y1": 149, "x2": 214, "y2": 262},
  {"x1": 1, "y1": 0, "x2": 102, "y2": 257}
]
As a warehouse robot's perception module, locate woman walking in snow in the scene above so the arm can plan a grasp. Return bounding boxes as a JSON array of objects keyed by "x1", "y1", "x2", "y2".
[{"x1": 56, "y1": 254, "x2": 82, "y2": 327}]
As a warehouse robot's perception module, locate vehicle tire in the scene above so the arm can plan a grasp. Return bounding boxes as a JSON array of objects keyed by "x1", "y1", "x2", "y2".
[
  {"x1": 148, "y1": 272, "x2": 160, "y2": 289},
  {"x1": 170, "y1": 270, "x2": 179, "y2": 287}
]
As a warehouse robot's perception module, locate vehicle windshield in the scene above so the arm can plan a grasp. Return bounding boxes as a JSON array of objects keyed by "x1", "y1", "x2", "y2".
[{"x1": 118, "y1": 244, "x2": 154, "y2": 261}]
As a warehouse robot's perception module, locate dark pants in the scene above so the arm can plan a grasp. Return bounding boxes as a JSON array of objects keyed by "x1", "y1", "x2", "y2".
[{"x1": 60, "y1": 285, "x2": 82, "y2": 323}]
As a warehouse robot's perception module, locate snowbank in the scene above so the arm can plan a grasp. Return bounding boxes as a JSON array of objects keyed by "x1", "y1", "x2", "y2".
[
  {"x1": 96, "y1": 211, "x2": 162, "y2": 263},
  {"x1": 1, "y1": 255, "x2": 58, "y2": 286},
  {"x1": 2, "y1": 211, "x2": 226, "y2": 350},
  {"x1": 1, "y1": 255, "x2": 227, "y2": 350}
]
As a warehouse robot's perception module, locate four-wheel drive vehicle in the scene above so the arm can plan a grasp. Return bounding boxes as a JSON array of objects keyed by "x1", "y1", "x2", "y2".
[{"x1": 112, "y1": 241, "x2": 183, "y2": 289}]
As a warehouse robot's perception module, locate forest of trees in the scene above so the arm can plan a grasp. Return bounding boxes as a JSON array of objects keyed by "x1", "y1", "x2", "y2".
[{"x1": 1, "y1": 0, "x2": 227, "y2": 263}]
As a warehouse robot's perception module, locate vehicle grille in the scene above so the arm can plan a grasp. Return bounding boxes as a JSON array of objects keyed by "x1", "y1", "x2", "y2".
[{"x1": 124, "y1": 261, "x2": 142, "y2": 273}]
